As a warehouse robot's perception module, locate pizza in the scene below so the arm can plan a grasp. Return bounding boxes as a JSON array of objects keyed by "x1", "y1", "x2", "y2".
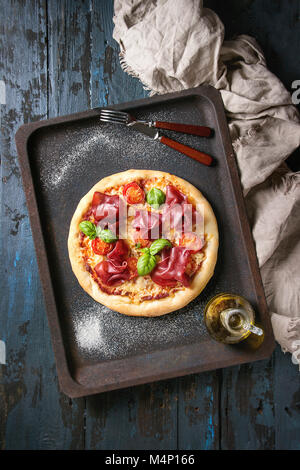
[{"x1": 68, "y1": 169, "x2": 218, "y2": 316}]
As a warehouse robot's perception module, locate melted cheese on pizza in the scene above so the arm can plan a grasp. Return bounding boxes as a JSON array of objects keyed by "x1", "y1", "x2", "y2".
[{"x1": 79, "y1": 176, "x2": 207, "y2": 303}]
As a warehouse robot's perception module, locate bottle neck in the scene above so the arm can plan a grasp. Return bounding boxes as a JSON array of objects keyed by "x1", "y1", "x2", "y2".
[
  {"x1": 220, "y1": 308, "x2": 263, "y2": 336},
  {"x1": 220, "y1": 308, "x2": 249, "y2": 334}
]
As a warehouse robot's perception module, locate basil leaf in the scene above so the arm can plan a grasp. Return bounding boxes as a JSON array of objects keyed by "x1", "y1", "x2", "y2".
[
  {"x1": 146, "y1": 187, "x2": 166, "y2": 209},
  {"x1": 95, "y1": 225, "x2": 103, "y2": 238},
  {"x1": 137, "y1": 252, "x2": 157, "y2": 276},
  {"x1": 150, "y1": 239, "x2": 172, "y2": 256},
  {"x1": 79, "y1": 221, "x2": 97, "y2": 239},
  {"x1": 98, "y1": 228, "x2": 118, "y2": 243},
  {"x1": 141, "y1": 247, "x2": 150, "y2": 254}
]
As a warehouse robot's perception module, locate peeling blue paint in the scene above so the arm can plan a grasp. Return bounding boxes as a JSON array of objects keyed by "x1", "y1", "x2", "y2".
[
  {"x1": 14, "y1": 250, "x2": 20, "y2": 267},
  {"x1": 205, "y1": 414, "x2": 215, "y2": 450},
  {"x1": 27, "y1": 271, "x2": 32, "y2": 287}
]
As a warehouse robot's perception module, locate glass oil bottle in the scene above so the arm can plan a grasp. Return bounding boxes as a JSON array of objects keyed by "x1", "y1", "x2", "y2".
[{"x1": 204, "y1": 293, "x2": 264, "y2": 345}]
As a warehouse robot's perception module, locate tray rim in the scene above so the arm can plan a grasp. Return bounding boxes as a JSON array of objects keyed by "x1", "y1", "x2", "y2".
[{"x1": 15, "y1": 85, "x2": 275, "y2": 398}]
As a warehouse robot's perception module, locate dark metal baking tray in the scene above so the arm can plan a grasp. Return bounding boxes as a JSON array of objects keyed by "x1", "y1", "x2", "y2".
[{"x1": 15, "y1": 86, "x2": 275, "y2": 398}]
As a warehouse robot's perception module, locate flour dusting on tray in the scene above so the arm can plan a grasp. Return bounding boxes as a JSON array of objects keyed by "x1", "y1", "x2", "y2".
[
  {"x1": 74, "y1": 308, "x2": 105, "y2": 353},
  {"x1": 38, "y1": 117, "x2": 168, "y2": 192},
  {"x1": 73, "y1": 302, "x2": 208, "y2": 361}
]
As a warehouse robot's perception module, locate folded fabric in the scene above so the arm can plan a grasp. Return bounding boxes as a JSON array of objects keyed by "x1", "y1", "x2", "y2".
[{"x1": 113, "y1": 0, "x2": 300, "y2": 365}]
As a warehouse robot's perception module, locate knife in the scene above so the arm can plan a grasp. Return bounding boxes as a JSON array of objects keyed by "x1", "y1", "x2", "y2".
[
  {"x1": 140, "y1": 119, "x2": 212, "y2": 137},
  {"x1": 128, "y1": 122, "x2": 214, "y2": 167}
]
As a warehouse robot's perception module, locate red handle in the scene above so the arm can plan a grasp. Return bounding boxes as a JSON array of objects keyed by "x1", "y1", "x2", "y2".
[
  {"x1": 155, "y1": 121, "x2": 212, "y2": 137},
  {"x1": 160, "y1": 136, "x2": 213, "y2": 166}
]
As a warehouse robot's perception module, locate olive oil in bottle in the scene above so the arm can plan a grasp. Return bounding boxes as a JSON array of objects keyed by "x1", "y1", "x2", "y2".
[{"x1": 204, "y1": 293, "x2": 264, "y2": 345}]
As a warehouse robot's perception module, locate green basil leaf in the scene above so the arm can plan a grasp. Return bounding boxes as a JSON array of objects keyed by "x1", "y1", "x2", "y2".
[
  {"x1": 150, "y1": 239, "x2": 172, "y2": 256},
  {"x1": 137, "y1": 252, "x2": 157, "y2": 276},
  {"x1": 95, "y1": 225, "x2": 103, "y2": 238},
  {"x1": 146, "y1": 187, "x2": 166, "y2": 209},
  {"x1": 98, "y1": 228, "x2": 118, "y2": 243},
  {"x1": 79, "y1": 221, "x2": 97, "y2": 240},
  {"x1": 141, "y1": 247, "x2": 150, "y2": 254}
]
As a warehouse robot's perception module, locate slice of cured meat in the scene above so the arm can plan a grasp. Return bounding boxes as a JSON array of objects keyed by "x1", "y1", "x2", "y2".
[
  {"x1": 95, "y1": 240, "x2": 130, "y2": 286},
  {"x1": 151, "y1": 246, "x2": 191, "y2": 287},
  {"x1": 132, "y1": 210, "x2": 162, "y2": 239}
]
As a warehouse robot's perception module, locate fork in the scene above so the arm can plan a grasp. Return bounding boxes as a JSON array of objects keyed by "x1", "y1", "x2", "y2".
[
  {"x1": 100, "y1": 109, "x2": 214, "y2": 167},
  {"x1": 99, "y1": 109, "x2": 212, "y2": 137}
]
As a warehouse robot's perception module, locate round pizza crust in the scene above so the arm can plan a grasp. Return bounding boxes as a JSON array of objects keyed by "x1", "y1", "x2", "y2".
[{"x1": 68, "y1": 169, "x2": 219, "y2": 317}]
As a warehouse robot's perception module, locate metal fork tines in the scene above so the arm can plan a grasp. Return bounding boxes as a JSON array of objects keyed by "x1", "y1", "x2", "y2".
[{"x1": 99, "y1": 109, "x2": 132, "y2": 125}]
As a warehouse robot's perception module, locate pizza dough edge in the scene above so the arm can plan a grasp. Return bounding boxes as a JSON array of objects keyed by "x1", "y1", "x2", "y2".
[{"x1": 68, "y1": 169, "x2": 219, "y2": 317}]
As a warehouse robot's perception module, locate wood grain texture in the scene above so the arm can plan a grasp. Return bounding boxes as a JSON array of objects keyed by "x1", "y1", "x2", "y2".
[
  {"x1": 274, "y1": 346, "x2": 300, "y2": 450},
  {"x1": 1, "y1": 0, "x2": 299, "y2": 450},
  {"x1": 48, "y1": 0, "x2": 93, "y2": 115},
  {"x1": 90, "y1": 0, "x2": 147, "y2": 109},
  {"x1": 177, "y1": 372, "x2": 220, "y2": 450},
  {"x1": 220, "y1": 358, "x2": 275, "y2": 450},
  {"x1": 85, "y1": 381, "x2": 178, "y2": 450},
  {"x1": 0, "y1": 0, "x2": 85, "y2": 449}
]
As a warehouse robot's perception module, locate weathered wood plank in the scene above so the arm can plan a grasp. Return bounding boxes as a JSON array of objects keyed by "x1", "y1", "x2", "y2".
[
  {"x1": 0, "y1": 0, "x2": 85, "y2": 449},
  {"x1": 86, "y1": 381, "x2": 178, "y2": 450},
  {"x1": 220, "y1": 358, "x2": 275, "y2": 450},
  {"x1": 48, "y1": 0, "x2": 93, "y2": 116},
  {"x1": 47, "y1": 0, "x2": 108, "y2": 448},
  {"x1": 274, "y1": 345, "x2": 300, "y2": 450},
  {"x1": 177, "y1": 372, "x2": 220, "y2": 450},
  {"x1": 90, "y1": 0, "x2": 148, "y2": 109}
]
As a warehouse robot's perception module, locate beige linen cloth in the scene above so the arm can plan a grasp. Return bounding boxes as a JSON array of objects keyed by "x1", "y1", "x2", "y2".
[{"x1": 113, "y1": 0, "x2": 300, "y2": 364}]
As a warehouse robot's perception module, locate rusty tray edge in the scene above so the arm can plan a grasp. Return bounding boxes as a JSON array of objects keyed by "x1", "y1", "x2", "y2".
[{"x1": 15, "y1": 86, "x2": 275, "y2": 398}]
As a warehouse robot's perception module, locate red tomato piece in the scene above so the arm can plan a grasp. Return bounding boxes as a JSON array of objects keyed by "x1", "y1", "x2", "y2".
[
  {"x1": 123, "y1": 182, "x2": 145, "y2": 204},
  {"x1": 92, "y1": 238, "x2": 114, "y2": 255},
  {"x1": 133, "y1": 230, "x2": 151, "y2": 248},
  {"x1": 135, "y1": 237, "x2": 151, "y2": 248},
  {"x1": 179, "y1": 232, "x2": 203, "y2": 252},
  {"x1": 127, "y1": 257, "x2": 138, "y2": 279}
]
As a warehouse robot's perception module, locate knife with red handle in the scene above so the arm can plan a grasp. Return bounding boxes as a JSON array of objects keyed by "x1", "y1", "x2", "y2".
[
  {"x1": 153, "y1": 121, "x2": 212, "y2": 137},
  {"x1": 159, "y1": 136, "x2": 213, "y2": 166}
]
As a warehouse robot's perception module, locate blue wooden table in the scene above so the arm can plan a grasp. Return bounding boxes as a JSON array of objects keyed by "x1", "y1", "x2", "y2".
[{"x1": 1, "y1": 0, "x2": 299, "y2": 450}]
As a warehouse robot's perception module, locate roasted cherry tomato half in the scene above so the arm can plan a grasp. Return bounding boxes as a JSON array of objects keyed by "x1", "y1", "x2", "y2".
[
  {"x1": 92, "y1": 238, "x2": 114, "y2": 255},
  {"x1": 123, "y1": 182, "x2": 145, "y2": 204},
  {"x1": 179, "y1": 232, "x2": 203, "y2": 252},
  {"x1": 127, "y1": 257, "x2": 138, "y2": 279}
]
